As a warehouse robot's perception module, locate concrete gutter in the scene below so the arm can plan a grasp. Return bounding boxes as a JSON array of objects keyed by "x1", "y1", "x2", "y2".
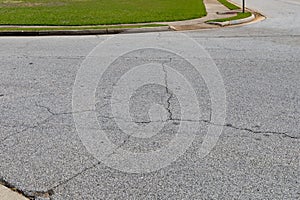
[
  {"x1": 0, "y1": 26, "x2": 172, "y2": 36},
  {"x1": 0, "y1": 0, "x2": 263, "y2": 36},
  {"x1": 0, "y1": 184, "x2": 29, "y2": 200},
  {"x1": 206, "y1": 13, "x2": 256, "y2": 26}
]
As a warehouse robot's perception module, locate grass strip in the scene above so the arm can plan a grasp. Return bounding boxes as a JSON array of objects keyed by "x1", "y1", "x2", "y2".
[
  {"x1": 0, "y1": 0, "x2": 206, "y2": 26},
  {"x1": 218, "y1": 0, "x2": 240, "y2": 10},
  {"x1": 207, "y1": 12, "x2": 251, "y2": 22}
]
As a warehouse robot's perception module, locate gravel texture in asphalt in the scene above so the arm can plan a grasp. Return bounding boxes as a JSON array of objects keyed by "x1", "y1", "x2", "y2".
[{"x1": 0, "y1": 0, "x2": 299, "y2": 199}]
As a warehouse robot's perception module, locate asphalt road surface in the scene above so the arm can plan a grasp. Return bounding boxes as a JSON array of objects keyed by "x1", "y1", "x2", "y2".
[{"x1": 0, "y1": 0, "x2": 299, "y2": 199}]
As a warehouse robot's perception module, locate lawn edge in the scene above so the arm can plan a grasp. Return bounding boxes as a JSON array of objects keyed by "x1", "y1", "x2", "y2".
[
  {"x1": 205, "y1": 0, "x2": 262, "y2": 27},
  {"x1": 206, "y1": 13, "x2": 255, "y2": 26},
  {"x1": 0, "y1": 25, "x2": 173, "y2": 36}
]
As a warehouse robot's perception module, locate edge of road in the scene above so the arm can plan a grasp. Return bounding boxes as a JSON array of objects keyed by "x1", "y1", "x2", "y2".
[
  {"x1": 206, "y1": 10, "x2": 266, "y2": 27},
  {"x1": 206, "y1": 13, "x2": 255, "y2": 26},
  {"x1": 0, "y1": 26, "x2": 173, "y2": 37},
  {"x1": 0, "y1": 1, "x2": 265, "y2": 36},
  {"x1": 0, "y1": 182, "x2": 29, "y2": 200},
  {"x1": 0, "y1": 179, "x2": 53, "y2": 200},
  {"x1": 205, "y1": 0, "x2": 266, "y2": 27}
]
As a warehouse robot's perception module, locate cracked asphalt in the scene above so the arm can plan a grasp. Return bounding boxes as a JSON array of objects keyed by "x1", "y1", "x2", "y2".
[{"x1": 0, "y1": 0, "x2": 299, "y2": 199}]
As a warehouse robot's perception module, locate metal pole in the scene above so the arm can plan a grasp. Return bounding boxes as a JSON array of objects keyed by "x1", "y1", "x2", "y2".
[{"x1": 243, "y1": 0, "x2": 245, "y2": 13}]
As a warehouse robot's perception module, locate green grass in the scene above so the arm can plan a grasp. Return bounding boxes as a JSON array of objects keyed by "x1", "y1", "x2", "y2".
[
  {"x1": 218, "y1": 0, "x2": 240, "y2": 10},
  {"x1": 208, "y1": 0, "x2": 251, "y2": 23},
  {"x1": 207, "y1": 12, "x2": 251, "y2": 22},
  {"x1": 0, "y1": 24, "x2": 167, "y2": 31},
  {"x1": 0, "y1": 0, "x2": 206, "y2": 26}
]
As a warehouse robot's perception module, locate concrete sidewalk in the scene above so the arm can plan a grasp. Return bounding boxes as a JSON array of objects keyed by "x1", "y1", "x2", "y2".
[{"x1": 162, "y1": 0, "x2": 236, "y2": 30}]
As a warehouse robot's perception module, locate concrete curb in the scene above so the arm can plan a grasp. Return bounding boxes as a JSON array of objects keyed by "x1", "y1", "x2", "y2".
[
  {"x1": 0, "y1": 0, "x2": 263, "y2": 36},
  {"x1": 206, "y1": 13, "x2": 255, "y2": 27},
  {"x1": 0, "y1": 184, "x2": 29, "y2": 200},
  {"x1": 0, "y1": 26, "x2": 172, "y2": 36}
]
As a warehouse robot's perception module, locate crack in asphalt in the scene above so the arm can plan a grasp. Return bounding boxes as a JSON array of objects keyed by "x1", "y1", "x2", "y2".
[
  {"x1": 98, "y1": 114, "x2": 299, "y2": 139},
  {"x1": 179, "y1": 119, "x2": 299, "y2": 139},
  {"x1": 1, "y1": 118, "x2": 297, "y2": 198},
  {"x1": 222, "y1": 123, "x2": 299, "y2": 139},
  {"x1": 49, "y1": 161, "x2": 102, "y2": 194},
  {"x1": 46, "y1": 137, "x2": 132, "y2": 197},
  {"x1": 162, "y1": 59, "x2": 174, "y2": 120},
  {"x1": 105, "y1": 134, "x2": 131, "y2": 158},
  {"x1": 35, "y1": 103, "x2": 93, "y2": 116},
  {"x1": 172, "y1": 118, "x2": 299, "y2": 139},
  {"x1": 0, "y1": 104, "x2": 93, "y2": 144},
  {"x1": 0, "y1": 116, "x2": 52, "y2": 145},
  {"x1": 2, "y1": 101, "x2": 298, "y2": 145},
  {"x1": 0, "y1": 178, "x2": 54, "y2": 200},
  {"x1": 25, "y1": 117, "x2": 298, "y2": 196},
  {"x1": 2, "y1": 115, "x2": 298, "y2": 198},
  {"x1": 47, "y1": 135, "x2": 133, "y2": 196},
  {"x1": 1, "y1": 99, "x2": 298, "y2": 197},
  {"x1": 98, "y1": 113, "x2": 299, "y2": 139}
]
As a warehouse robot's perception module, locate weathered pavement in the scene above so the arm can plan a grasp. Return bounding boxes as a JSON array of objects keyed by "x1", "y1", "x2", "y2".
[{"x1": 0, "y1": 0, "x2": 299, "y2": 199}]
